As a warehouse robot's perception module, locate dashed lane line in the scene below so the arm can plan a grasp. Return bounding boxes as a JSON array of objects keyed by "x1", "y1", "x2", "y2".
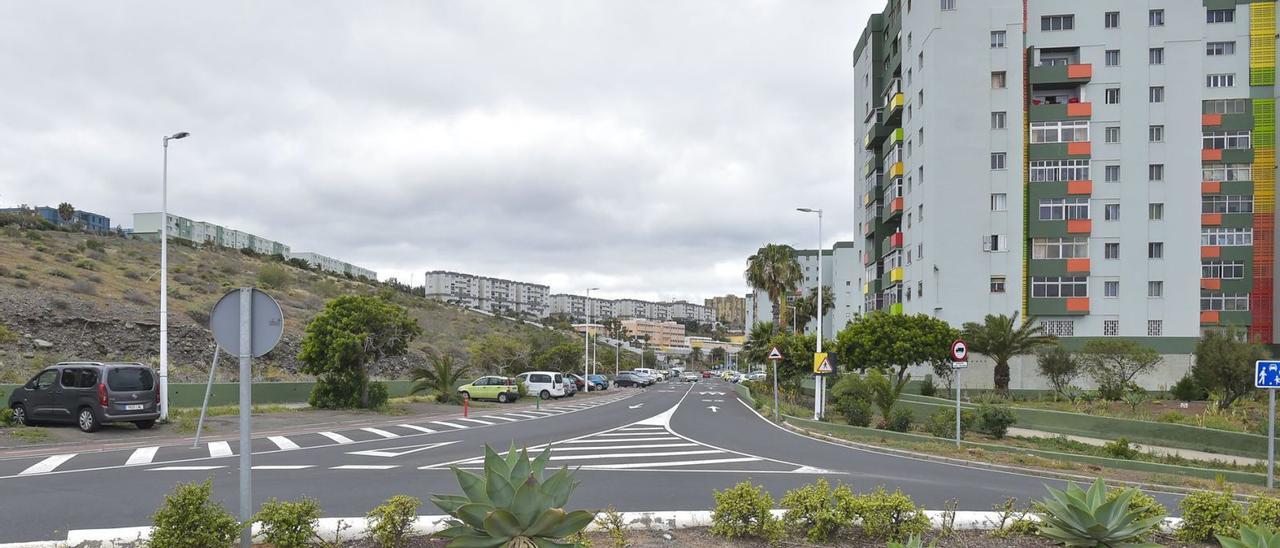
[
  {"x1": 485, "y1": 415, "x2": 519, "y2": 422},
  {"x1": 331, "y1": 465, "x2": 398, "y2": 470},
  {"x1": 430, "y1": 421, "x2": 469, "y2": 430},
  {"x1": 253, "y1": 465, "x2": 314, "y2": 470},
  {"x1": 151, "y1": 466, "x2": 224, "y2": 471}
]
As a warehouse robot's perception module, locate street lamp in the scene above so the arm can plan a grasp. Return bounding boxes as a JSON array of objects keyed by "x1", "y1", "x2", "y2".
[
  {"x1": 796, "y1": 207, "x2": 823, "y2": 420},
  {"x1": 584, "y1": 287, "x2": 599, "y2": 392},
  {"x1": 159, "y1": 131, "x2": 190, "y2": 422}
]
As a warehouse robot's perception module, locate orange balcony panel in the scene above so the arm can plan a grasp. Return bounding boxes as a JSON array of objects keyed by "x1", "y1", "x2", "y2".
[
  {"x1": 889, "y1": 232, "x2": 904, "y2": 247},
  {"x1": 1202, "y1": 245, "x2": 1222, "y2": 258},
  {"x1": 1202, "y1": 113, "x2": 1222, "y2": 126},
  {"x1": 1066, "y1": 102, "x2": 1092, "y2": 117},
  {"x1": 890, "y1": 197, "x2": 904, "y2": 213},
  {"x1": 1202, "y1": 181, "x2": 1222, "y2": 194},
  {"x1": 1066, "y1": 297, "x2": 1090, "y2": 312},
  {"x1": 1202, "y1": 213, "x2": 1223, "y2": 226},
  {"x1": 1200, "y1": 311, "x2": 1220, "y2": 324},
  {"x1": 1066, "y1": 180, "x2": 1093, "y2": 195},
  {"x1": 1202, "y1": 149, "x2": 1223, "y2": 161},
  {"x1": 1067, "y1": 64, "x2": 1092, "y2": 79},
  {"x1": 1066, "y1": 219, "x2": 1092, "y2": 234},
  {"x1": 1201, "y1": 278, "x2": 1222, "y2": 290},
  {"x1": 1066, "y1": 258, "x2": 1090, "y2": 273},
  {"x1": 1067, "y1": 141, "x2": 1091, "y2": 156}
]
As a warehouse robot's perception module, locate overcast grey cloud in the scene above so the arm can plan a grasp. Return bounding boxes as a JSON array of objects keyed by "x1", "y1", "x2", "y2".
[{"x1": 0, "y1": 1, "x2": 874, "y2": 302}]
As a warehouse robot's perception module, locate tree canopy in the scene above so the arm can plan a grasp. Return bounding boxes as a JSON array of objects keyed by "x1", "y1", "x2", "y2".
[
  {"x1": 833, "y1": 312, "x2": 957, "y2": 380},
  {"x1": 961, "y1": 312, "x2": 1054, "y2": 392},
  {"x1": 467, "y1": 332, "x2": 532, "y2": 375},
  {"x1": 1191, "y1": 329, "x2": 1271, "y2": 408},
  {"x1": 298, "y1": 295, "x2": 421, "y2": 409},
  {"x1": 745, "y1": 244, "x2": 802, "y2": 327}
]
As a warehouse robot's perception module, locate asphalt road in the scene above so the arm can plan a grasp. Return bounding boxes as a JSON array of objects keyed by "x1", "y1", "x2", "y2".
[{"x1": 0, "y1": 380, "x2": 1182, "y2": 543}]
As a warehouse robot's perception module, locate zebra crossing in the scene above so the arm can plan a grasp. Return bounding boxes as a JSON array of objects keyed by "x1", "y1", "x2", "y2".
[{"x1": 0, "y1": 391, "x2": 637, "y2": 479}]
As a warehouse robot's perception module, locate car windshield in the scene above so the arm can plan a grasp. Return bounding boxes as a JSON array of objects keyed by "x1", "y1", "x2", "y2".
[{"x1": 107, "y1": 367, "x2": 154, "y2": 391}]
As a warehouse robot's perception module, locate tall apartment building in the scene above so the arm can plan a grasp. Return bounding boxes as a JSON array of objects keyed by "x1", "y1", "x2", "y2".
[
  {"x1": 620, "y1": 319, "x2": 687, "y2": 350},
  {"x1": 705, "y1": 294, "x2": 747, "y2": 330},
  {"x1": 854, "y1": 0, "x2": 1279, "y2": 353},
  {"x1": 549, "y1": 295, "x2": 715, "y2": 323},
  {"x1": 744, "y1": 242, "x2": 859, "y2": 340},
  {"x1": 133, "y1": 212, "x2": 291, "y2": 257},
  {"x1": 290, "y1": 252, "x2": 378, "y2": 280},
  {"x1": 424, "y1": 270, "x2": 550, "y2": 318}
]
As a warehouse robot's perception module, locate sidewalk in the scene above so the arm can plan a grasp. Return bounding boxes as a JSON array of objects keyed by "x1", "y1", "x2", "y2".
[{"x1": 1007, "y1": 426, "x2": 1264, "y2": 466}]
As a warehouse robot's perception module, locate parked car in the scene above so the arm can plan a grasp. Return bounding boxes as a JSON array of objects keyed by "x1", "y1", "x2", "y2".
[
  {"x1": 634, "y1": 368, "x2": 661, "y2": 381},
  {"x1": 746, "y1": 372, "x2": 767, "y2": 382},
  {"x1": 614, "y1": 371, "x2": 647, "y2": 388},
  {"x1": 562, "y1": 375, "x2": 578, "y2": 397},
  {"x1": 633, "y1": 371, "x2": 659, "y2": 385},
  {"x1": 515, "y1": 371, "x2": 567, "y2": 400},
  {"x1": 702, "y1": 370, "x2": 713, "y2": 379},
  {"x1": 456, "y1": 375, "x2": 521, "y2": 403},
  {"x1": 564, "y1": 373, "x2": 587, "y2": 391},
  {"x1": 587, "y1": 374, "x2": 609, "y2": 390},
  {"x1": 681, "y1": 372, "x2": 699, "y2": 382},
  {"x1": 8, "y1": 362, "x2": 160, "y2": 432}
]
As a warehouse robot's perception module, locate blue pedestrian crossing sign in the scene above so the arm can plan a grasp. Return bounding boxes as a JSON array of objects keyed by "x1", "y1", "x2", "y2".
[{"x1": 1256, "y1": 361, "x2": 1280, "y2": 388}]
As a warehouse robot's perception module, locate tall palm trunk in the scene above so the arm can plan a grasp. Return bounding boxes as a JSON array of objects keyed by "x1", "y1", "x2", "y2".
[{"x1": 994, "y1": 360, "x2": 1010, "y2": 393}]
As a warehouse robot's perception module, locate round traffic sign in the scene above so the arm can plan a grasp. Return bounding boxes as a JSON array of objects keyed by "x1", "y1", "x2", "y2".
[
  {"x1": 950, "y1": 340, "x2": 968, "y2": 362},
  {"x1": 210, "y1": 288, "x2": 284, "y2": 357}
]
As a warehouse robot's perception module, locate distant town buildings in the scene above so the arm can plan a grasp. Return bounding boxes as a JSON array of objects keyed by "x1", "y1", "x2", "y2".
[
  {"x1": 0, "y1": 206, "x2": 111, "y2": 234},
  {"x1": 550, "y1": 294, "x2": 715, "y2": 324},
  {"x1": 704, "y1": 294, "x2": 746, "y2": 330},
  {"x1": 621, "y1": 319, "x2": 687, "y2": 350},
  {"x1": 424, "y1": 270, "x2": 550, "y2": 318},
  {"x1": 290, "y1": 252, "x2": 378, "y2": 281}
]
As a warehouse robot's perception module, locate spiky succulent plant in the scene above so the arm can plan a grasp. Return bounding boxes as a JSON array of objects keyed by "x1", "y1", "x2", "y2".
[
  {"x1": 432, "y1": 443, "x2": 595, "y2": 548},
  {"x1": 1219, "y1": 524, "x2": 1280, "y2": 548},
  {"x1": 1036, "y1": 478, "x2": 1165, "y2": 548}
]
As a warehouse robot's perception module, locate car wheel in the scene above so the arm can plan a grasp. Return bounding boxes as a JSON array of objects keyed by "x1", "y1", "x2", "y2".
[
  {"x1": 10, "y1": 404, "x2": 27, "y2": 426},
  {"x1": 539, "y1": 390, "x2": 551, "y2": 400},
  {"x1": 77, "y1": 407, "x2": 100, "y2": 433},
  {"x1": 135, "y1": 420, "x2": 156, "y2": 430},
  {"x1": 497, "y1": 393, "x2": 509, "y2": 403}
]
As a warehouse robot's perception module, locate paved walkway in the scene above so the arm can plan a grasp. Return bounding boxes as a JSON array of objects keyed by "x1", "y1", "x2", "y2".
[{"x1": 1007, "y1": 427, "x2": 1264, "y2": 466}]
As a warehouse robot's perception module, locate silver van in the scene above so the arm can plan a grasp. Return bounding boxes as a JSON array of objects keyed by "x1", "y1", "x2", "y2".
[{"x1": 8, "y1": 362, "x2": 160, "y2": 432}]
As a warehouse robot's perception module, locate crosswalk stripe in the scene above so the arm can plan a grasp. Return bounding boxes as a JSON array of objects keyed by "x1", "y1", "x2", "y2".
[
  {"x1": 397, "y1": 424, "x2": 436, "y2": 433},
  {"x1": 598, "y1": 432, "x2": 663, "y2": 437},
  {"x1": 331, "y1": 465, "x2": 397, "y2": 470},
  {"x1": 361, "y1": 427, "x2": 399, "y2": 439},
  {"x1": 125, "y1": 447, "x2": 159, "y2": 466},
  {"x1": 520, "y1": 411, "x2": 553, "y2": 416},
  {"x1": 319, "y1": 431, "x2": 354, "y2": 444},
  {"x1": 253, "y1": 465, "x2": 314, "y2": 470},
  {"x1": 20, "y1": 454, "x2": 76, "y2": 475},
  {"x1": 504, "y1": 413, "x2": 539, "y2": 419},
  {"x1": 548, "y1": 443, "x2": 698, "y2": 451},
  {"x1": 208, "y1": 441, "x2": 233, "y2": 457},
  {"x1": 151, "y1": 465, "x2": 224, "y2": 471},
  {"x1": 566, "y1": 437, "x2": 679, "y2": 444},
  {"x1": 456, "y1": 418, "x2": 494, "y2": 426},
  {"x1": 583, "y1": 457, "x2": 761, "y2": 469},
  {"x1": 485, "y1": 415, "x2": 519, "y2": 422},
  {"x1": 548, "y1": 449, "x2": 722, "y2": 461},
  {"x1": 268, "y1": 436, "x2": 300, "y2": 450},
  {"x1": 430, "y1": 421, "x2": 469, "y2": 430}
]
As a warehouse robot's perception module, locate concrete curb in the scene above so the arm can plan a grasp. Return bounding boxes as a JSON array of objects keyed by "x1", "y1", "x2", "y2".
[{"x1": 3, "y1": 509, "x2": 1186, "y2": 547}]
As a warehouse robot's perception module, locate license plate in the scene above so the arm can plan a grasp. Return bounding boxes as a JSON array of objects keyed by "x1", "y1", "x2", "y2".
[{"x1": 125, "y1": 404, "x2": 144, "y2": 411}]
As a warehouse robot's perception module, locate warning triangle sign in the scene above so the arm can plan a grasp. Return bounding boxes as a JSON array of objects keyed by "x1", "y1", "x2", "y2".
[
  {"x1": 767, "y1": 347, "x2": 783, "y2": 360},
  {"x1": 813, "y1": 352, "x2": 833, "y2": 374}
]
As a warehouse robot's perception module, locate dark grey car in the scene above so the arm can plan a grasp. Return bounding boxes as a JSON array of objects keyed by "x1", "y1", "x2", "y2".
[{"x1": 7, "y1": 362, "x2": 160, "y2": 432}]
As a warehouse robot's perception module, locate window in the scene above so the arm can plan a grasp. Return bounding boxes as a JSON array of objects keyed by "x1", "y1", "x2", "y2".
[
  {"x1": 1030, "y1": 159, "x2": 1090, "y2": 182},
  {"x1": 990, "y1": 193, "x2": 1007, "y2": 211},
  {"x1": 1207, "y1": 73, "x2": 1236, "y2": 88},
  {"x1": 1030, "y1": 120, "x2": 1089, "y2": 143},
  {"x1": 1206, "y1": 41, "x2": 1236, "y2": 56},
  {"x1": 991, "y1": 31, "x2": 1005, "y2": 48},
  {"x1": 1105, "y1": 50, "x2": 1120, "y2": 66},
  {"x1": 1149, "y1": 48, "x2": 1164, "y2": 65},
  {"x1": 1104, "y1": 203, "x2": 1120, "y2": 220},
  {"x1": 984, "y1": 234, "x2": 1008, "y2": 252},
  {"x1": 990, "y1": 276, "x2": 1006, "y2": 293},
  {"x1": 1203, "y1": 260, "x2": 1247, "y2": 279},
  {"x1": 1149, "y1": 86, "x2": 1164, "y2": 103},
  {"x1": 1103, "y1": 319, "x2": 1119, "y2": 336},
  {"x1": 1105, "y1": 126, "x2": 1120, "y2": 142},
  {"x1": 940, "y1": 0, "x2": 955, "y2": 11},
  {"x1": 1042, "y1": 14, "x2": 1074, "y2": 31},
  {"x1": 1207, "y1": 8, "x2": 1234, "y2": 23},
  {"x1": 1104, "y1": 281, "x2": 1120, "y2": 298},
  {"x1": 1203, "y1": 195, "x2": 1254, "y2": 213},
  {"x1": 1038, "y1": 197, "x2": 1090, "y2": 221},
  {"x1": 1204, "y1": 99, "x2": 1248, "y2": 114},
  {"x1": 1149, "y1": 125, "x2": 1164, "y2": 143},
  {"x1": 1202, "y1": 164, "x2": 1252, "y2": 181},
  {"x1": 1202, "y1": 293, "x2": 1250, "y2": 311},
  {"x1": 1203, "y1": 130, "x2": 1252, "y2": 150},
  {"x1": 918, "y1": 52, "x2": 923, "y2": 69},
  {"x1": 991, "y1": 111, "x2": 1006, "y2": 129},
  {"x1": 1105, "y1": 11, "x2": 1119, "y2": 28},
  {"x1": 1147, "y1": 320, "x2": 1162, "y2": 336},
  {"x1": 1149, "y1": 203, "x2": 1164, "y2": 220},
  {"x1": 1032, "y1": 237, "x2": 1088, "y2": 259},
  {"x1": 1202, "y1": 227, "x2": 1254, "y2": 246},
  {"x1": 1148, "y1": 242, "x2": 1164, "y2": 259},
  {"x1": 1148, "y1": 164, "x2": 1164, "y2": 181},
  {"x1": 991, "y1": 71, "x2": 1007, "y2": 88},
  {"x1": 1031, "y1": 276, "x2": 1088, "y2": 297},
  {"x1": 1147, "y1": 281, "x2": 1163, "y2": 298},
  {"x1": 991, "y1": 152, "x2": 1007, "y2": 170},
  {"x1": 1105, "y1": 165, "x2": 1120, "y2": 182},
  {"x1": 1041, "y1": 320, "x2": 1074, "y2": 337},
  {"x1": 1149, "y1": 9, "x2": 1164, "y2": 27},
  {"x1": 918, "y1": 89, "x2": 924, "y2": 106},
  {"x1": 1104, "y1": 242, "x2": 1120, "y2": 259},
  {"x1": 1105, "y1": 88, "x2": 1120, "y2": 104}
]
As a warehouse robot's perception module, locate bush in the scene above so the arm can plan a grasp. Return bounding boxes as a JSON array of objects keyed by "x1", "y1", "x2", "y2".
[
  {"x1": 0, "y1": 323, "x2": 17, "y2": 344},
  {"x1": 187, "y1": 308, "x2": 211, "y2": 326},
  {"x1": 926, "y1": 408, "x2": 975, "y2": 439},
  {"x1": 710, "y1": 481, "x2": 784, "y2": 542},
  {"x1": 975, "y1": 404, "x2": 1016, "y2": 439},
  {"x1": 46, "y1": 268, "x2": 70, "y2": 279},
  {"x1": 919, "y1": 376, "x2": 937, "y2": 397},
  {"x1": 123, "y1": 289, "x2": 151, "y2": 305},
  {"x1": 257, "y1": 264, "x2": 291, "y2": 290},
  {"x1": 1177, "y1": 489, "x2": 1246, "y2": 542},
  {"x1": 1102, "y1": 437, "x2": 1139, "y2": 460},
  {"x1": 840, "y1": 486, "x2": 930, "y2": 542},
  {"x1": 832, "y1": 372, "x2": 874, "y2": 427},
  {"x1": 1109, "y1": 488, "x2": 1167, "y2": 524},
  {"x1": 779, "y1": 479, "x2": 853, "y2": 542},
  {"x1": 1247, "y1": 496, "x2": 1280, "y2": 529},
  {"x1": 124, "y1": 270, "x2": 142, "y2": 280},
  {"x1": 68, "y1": 279, "x2": 97, "y2": 295},
  {"x1": 254, "y1": 498, "x2": 321, "y2": 548},
  {"x1": 84, "y1": 238, "x2": 105, "y2": 252},
  {"x1": 310, "y1": 380, "x2": 389, "y2": 410},
  {"x1": 884, "y1": 407, "x2": 913, "y2": 433},
  {"x1": 0, "y1": 407, "x2": 14, "y2": 426},
  {"x1": 1171, "y1": 374, "x2": 1207, "y2": 402},
  {"x1": 366, "y1": 495, "x2": 420, "y2": 548},
  {"x1": 73, "y1": 258, "x2": 97, "y2": 271},
  {"x1": 149, "y1": 480, "x2": 242, "y2": 548}
]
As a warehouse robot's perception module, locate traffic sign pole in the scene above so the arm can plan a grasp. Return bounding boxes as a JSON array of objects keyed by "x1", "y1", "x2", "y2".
[
  {"x1": 955, "y1": 367, "x2": 962, "y2": 448},
  {"x1": 767, "y1": 347, "x2": 783, "y2": 422},
  {"x1": 238, "y1": 288, "x2": 253, "y2": 548},
  {"x1": 1270, "y1": 389, "x2": 1275, "y2": 489},
  {"x1": 950, "y1": 340, "x2": 969, "y2": 448}
]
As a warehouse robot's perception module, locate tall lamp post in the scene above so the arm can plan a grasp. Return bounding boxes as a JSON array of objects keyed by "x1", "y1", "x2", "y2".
[
  {"x1": 583, "y1": 287, "x2": 599, "y2": 392},
  {"x1": 797, "y1": 207, "x2": 824, "y2": 420},
  {"x1": 160, "y1": 131, "x2": 190, "y2": 422}
]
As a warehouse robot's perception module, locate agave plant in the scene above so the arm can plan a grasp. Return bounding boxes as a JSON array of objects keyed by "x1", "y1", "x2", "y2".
[
  {"x1": 432, "y1": 443, "x2": 595, "y2": 548},
  {"x1": 887, "y1": 534, "x2": 933, "y2": 548},
  {"x1": 1036, "y1": 478, "x2": 1165, "y2": 548},
  {"x1": 1219, "y1": 524, "x2": 1280, "y2": 548}
]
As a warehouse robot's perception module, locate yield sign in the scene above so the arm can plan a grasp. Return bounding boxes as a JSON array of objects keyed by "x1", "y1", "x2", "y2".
[
  {"x1": 767, "y1": 347, "x2": 784, "y2": 361},
  {"x1": 348, "y1": 440, "x2": 459, "y2": 458}
]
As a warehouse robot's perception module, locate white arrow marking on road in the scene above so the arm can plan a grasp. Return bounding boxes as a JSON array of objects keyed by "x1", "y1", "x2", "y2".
[
  {"x1": 707, "y1": 406, "x2": 719, "y2": 413},
  {"x1": 628, "y1": 404, "x2": 645, "y2": 409},
  {"x1": 347, "y1": 440, "x2": 460, "y2": 458},
  {"x1": 698, "y1": 392, "x2": 725, "y2": 396}
]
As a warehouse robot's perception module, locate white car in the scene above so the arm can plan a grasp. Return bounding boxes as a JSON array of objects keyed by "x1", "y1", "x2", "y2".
[
  {"x1": 515, "y1": 371, "x2": 567, "y2": 399},
  {"x1": 681, "y1": 372, "x2": 699, "y2": 382}
]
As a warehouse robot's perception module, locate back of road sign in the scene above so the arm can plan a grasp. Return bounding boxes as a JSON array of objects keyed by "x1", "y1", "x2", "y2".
[
  {"x1": 1257, "y1": 361, "x2": 1280, "y2": 388},
  {"x1": 210, "y1": 288, "x2": 284, "y2": 357}
]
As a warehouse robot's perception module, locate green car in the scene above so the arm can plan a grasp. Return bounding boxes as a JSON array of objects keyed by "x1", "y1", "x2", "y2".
[{"x1": 457, "y1": 376, "x2": 521, "y2": 403}]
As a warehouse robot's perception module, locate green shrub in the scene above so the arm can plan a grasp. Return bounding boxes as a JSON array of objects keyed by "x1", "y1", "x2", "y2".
[
  {"x1": 366, "y1": 495, "x2": 420, "y2": 548},
  {"x1": 0, "y1": 407, "x2": 14, "y2": 426},
  {"x1": 1177, "y1": 489, "x2": 1245, "y2": 542},
  {"x1": 254, "y1": 498, "x2": 320, "y2": 548},
  {"x1": 1102, "y1": 437, "x2": 1139, "y2": 460},
  {"x1": 257, "y1": 264, "x2": 291, "y2": 290},
  {"x1": 779, "y1": 479, "x2": 852, "y2": 542},
  {"x1": 884, "y1": 407, "x2": 913, "y2": 433},
  {"x1": 149, "y1": 480, "x2": 242, "y2": 548},
  {"x1": 926, "y1": 408, "x2": 974, "y2": 439},
  {"x1": 1170, "y1": 374, "x2": 1206, "y2": 402},
  {"x1": 1219, "y1": 524, "x2": 1280, "y2": 548},
  {"x1": 840, "y1": 486, "x2": 930, "y2": 542},
  {"x1": 1108, "y1": 488, "x2": 1166, "y2": 523},
  {"x1": 84, "y1": 239, "x2": 105, "y2": 252},
  {"x1": 46, "y1": 268, "x2": 70, "y2": 279},
  {"x1": 919, "y1": 376, "x2": 938, "y2": 397},
  {"x1": 594, "y1": 505, "x2": 628, "y2": 548},
  {"x1": 73, "y1": 258, "x2": 97, "y2": 271},
  {"x1": 1247, "y1": 496, "x2": 1280, "y2": 529},
  {"x1": 832, "y1": 373, "x2": 874, "y2": 427},
  {"x1": 0, "y1": 323, "x2": 17, "y2": 344},
  {"x1": 887, "y1": 534, "x2": 934, "y2": 548},
  {"x1": 975, "y1": 404, "x2": 1016, "y2": 439},
  {"x1": 710, "y1": 481, "x2": 784, "y2": 542},
  {"x1": 1037, "y1": 479, "x2": 1164, "y2": 547}
]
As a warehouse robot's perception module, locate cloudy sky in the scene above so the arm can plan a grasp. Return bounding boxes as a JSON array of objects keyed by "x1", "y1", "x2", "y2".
[{"x1": 0, "y1": 1, "x2": 875, "y2": 302}]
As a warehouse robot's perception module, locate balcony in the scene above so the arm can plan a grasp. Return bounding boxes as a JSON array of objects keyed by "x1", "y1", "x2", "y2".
[
  {"x1": 863, "y1": 114, "x2": 891, "y2": 149},
  {"x1": 1029, "y1": 63, "x2": 1092, "y2": 86},
  {"x1": 888, "y1": 161, "x2": 904, "y2": 178},
  {"x1": 885, "y1": 232, "x2": 904, "y2": 250},
  {"x1": 1202, "y1": 246, "x2": 1222, "y2": 258},
  {"x1": 888, "y1": 127, "x2": 904, "y2": 145},
  {"x1": 889, "y1": 267, "x2": 904, "y2": 282},
  {"x1": 889, "y1": 302, "x2": 903, "y2": 315},
  {"x1": 1029, "y1": 258, "x2": 1090, "y2": 276},
  {"x1": 1066, "y1": 219, "x2": 1091, "y2": 234},
  {"x1": 1200, "y1": 311, "x2": 1220, "y2": 325},
  {"x1": 1067, "y1": 180, "x2": 1092, "y2": 195},
  {"x1": 885, "y1": 92, "x2": 904, "y2": 121},
  {"x1": 882, "y1": 197, "x2": 904, "y2": 221},
  {"x1": 1203, "y1": 149, "x2": 1223, "y2": 162},
  {"x1": 1028, "y1": 297, "x2": 1090, "y2": 316},
  {"x1": 1202, "y1": 278, "x2": 1222, "y2": 290},
  {"x1": 1029, "y1": 142, "x2": 1091, "y2": 160},
  {"x1": 1203, "y1": 213, "x2": 1222, "y2": 226}
]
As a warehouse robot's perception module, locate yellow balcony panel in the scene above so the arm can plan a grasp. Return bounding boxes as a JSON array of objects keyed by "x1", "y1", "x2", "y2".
[
  {"x1": 889, "y1": 162, "x2": 904, "y2": 178},
  {"x1": 889, "y1": 267, "x2": 904, "y2": 282}
]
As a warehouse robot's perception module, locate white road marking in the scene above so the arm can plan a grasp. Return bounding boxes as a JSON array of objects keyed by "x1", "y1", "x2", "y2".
[
  {"x1": 268, "y1": 436, "x2": 300, "y2": 450},
  {"x1": 208, "y1": 441, "x2": 233, "y2": 458},
  {"x1": 253, "y1": 465, "x2": 314, "y2": 470},
  {"x1": 361, "y1": 427, "x2": 400, "y2": 439},
  {"x1": 583, "y1": 457, "x2": 760, "y2": 469},
  {"x1": 564, "y1": 437, "x2": 681, "y2": 444},
  {"x1": 548, "y1": 449, "x2": 722, "y2": 461},
  {"x1": 484, "y1": 415, "x2": 519, "y2": 422},
  {"x1": 598, "y1": 432, "x2": 664, "y2": 437},
  {"x1": 347, "y1": 441, "x2": 459, "y2": 458},
  {"x1": 20, "y1": 454, "x2": 76, "y2": 475},
  {"x1": 503, "y1": 413, "x2": 540, "y2": 419},
  {"x1": 125, "y1": 447, "x2": 159, "y2": 466},
  {"x1": 546, "y1": 443, "x2": 698, "y2": 451},
  {"x1": 151, "y1": 466, "x2": 225, "y2": 471},
  {"x1": 318, "y1": 431, "x2": 354, "y2": 444},
  {"x1": 430, "y1": 421, "x2": 469, "y2": 430},
  {"x1": 331, "y1": 465, "x2": 398, "y2": 470},
  {"x1": 455, "y1": 418, "x2": 495, "y2": 426},
  {"x1": 397, "y1": 424, "x2": 437, "y2": 433}
]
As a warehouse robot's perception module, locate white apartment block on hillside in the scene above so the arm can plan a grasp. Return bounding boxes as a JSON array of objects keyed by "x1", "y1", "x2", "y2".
[{"x1": 425, "y1": 270, "x2": 550, "y2": 318}]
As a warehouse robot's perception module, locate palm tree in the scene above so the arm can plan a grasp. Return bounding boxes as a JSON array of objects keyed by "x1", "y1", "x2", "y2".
[
  {"x1": 743, "y1": 321, "x2": 776, "y2": 366},
  {"x1": 792, "y1": 286, "x2": 836, "y2": 333},
  {"x1": 409, "y1": 353, "x2": 470, "y2": 404},
  {"x1": 961, "y1": 312, "x2": 1055, "y2": 393},
  {"x1": 56, "y1": 202, "x2": 75, "y2": 224},
  {"x1": 689, "y1": 346, "x2": 704, "y2": 367},
  {"x1": 745, "y1": 244, "x2": 802, "y2": 327}
]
